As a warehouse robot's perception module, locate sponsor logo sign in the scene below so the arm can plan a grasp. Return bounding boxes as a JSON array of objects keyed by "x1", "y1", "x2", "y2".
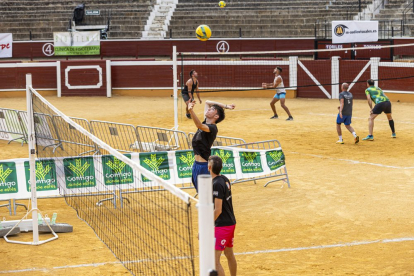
[
  {"x1": 266, "y1": 150, "x2": 285, "y2": 170},
  {"x1": 211, "y1": 149, "x2": 236, "y2": 174},
  {"x1": 332, "y1": 21, "x2": 378, "y2": 44},
  {"x1": 54, "y1": 31, "x2": 100, "y2": 56},
  {"x1": 64, "y1": 157, "x2": 96, "y2": 188},
  {"x1": 175, "y1": 150, "x2": 195, "y2": 179},
  {"x1": 102, "y1": 155, "x2": 134, "y2": 185},
  {"x1": 24, "y1": 160, "x2": 58, "y2": 192},
  {"x1": 139, "y1": 152, "x2": 170, "y2": 182},
  {"x1": 239, "y1": 152, "x2": 263, "y2": 173},
  {"x1": 0, "y1": 162, "x2": 18, "y2": 194}
]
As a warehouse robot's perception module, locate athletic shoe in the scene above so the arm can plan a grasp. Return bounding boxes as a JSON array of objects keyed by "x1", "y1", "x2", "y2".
[
  {"x1": 286, "y1": 116, "x2": 294, "y2": 121},
  {"x1": 336, "y1": 140, "x2": 344, "y2": 144},
  {"x1": 362, "y1": 135, "x2": 374, "y2": 141},
  {"x1": 270, "y1": 115, "x2": 279, "y2": 119},
  {"x1": 355, "y1": 136, "x2": 360, "y2": 144},
  {"x1": 186, "y1": 113, "x2": 191, "y2": 119},
  {"x1": 392, "y1": 133, "x2": 396, "y2": 138}
]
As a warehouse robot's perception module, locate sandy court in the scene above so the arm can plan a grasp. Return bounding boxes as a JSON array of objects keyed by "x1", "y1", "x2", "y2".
[{"x1": 0, "y1": 95, "x2": 414, "y2": 275}]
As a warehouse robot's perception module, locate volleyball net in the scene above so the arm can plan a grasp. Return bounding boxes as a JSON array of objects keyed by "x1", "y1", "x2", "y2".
[
  {"x1": 26, "y1": 75, "x2": 216, "y2": 275},
  {"x1": 174, "y1": 43, "x2": 414, "y2": 99}
]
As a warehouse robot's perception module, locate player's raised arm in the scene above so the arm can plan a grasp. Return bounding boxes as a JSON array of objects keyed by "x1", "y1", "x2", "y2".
[
  {"x1": 204, "y1": 100, "x2": 236, "y2": 114},
  {"x1": 188, "y1": 102, "x2": 210, "y2": 132}
]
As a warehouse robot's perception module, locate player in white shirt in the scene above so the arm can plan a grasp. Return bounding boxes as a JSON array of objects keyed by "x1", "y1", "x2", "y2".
[{"x1": 262, "y1": 67, "x2": 294, "y2": 121}]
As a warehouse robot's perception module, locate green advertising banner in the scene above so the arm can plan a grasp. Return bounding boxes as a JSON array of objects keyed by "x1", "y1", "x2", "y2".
[
  {"x1": 139, "y1": 152, "x2": 170, "y2": 182},
  {"x1": 175, "y1": 150, "x2": 195, "y2": 179},
  {"x1": 64, "y1": 157, "x2": 96, "y2": 189},
  {"x1": 211, "y1": 149, "x2": 237, "y2": 174},
  {"x1": 0, "y1": 162, "x2": 18, "y2": 194},
  {"x1": 54, "y1": 31, "x2": 100, "y2": 56},
  {"x1": 24, "y1": 160, "x2": 58, "y2": 192},
  {"x1": 239, "y1": 151, "x2": 264, "y2": 173},
  {"x1": 266, "y1": 150, "x2": 285, "y2": 171},
  {"x1": 102, "y1": 155, "x2": 134, "y2": 185}
]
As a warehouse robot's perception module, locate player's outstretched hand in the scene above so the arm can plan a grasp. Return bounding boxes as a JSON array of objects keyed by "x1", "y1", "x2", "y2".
[
  {"x1": 188, "y1": 102, "x2": 196, "y2": 111},
  {"x1": 199, "y1": 99, "x2": 202, "y2": 104},
  {"x1": 262, "y1": 83, "x2": 267, "y2": 89},
  {"x1": 227, "y1": 104, "x2": 236, "y2": 110}
]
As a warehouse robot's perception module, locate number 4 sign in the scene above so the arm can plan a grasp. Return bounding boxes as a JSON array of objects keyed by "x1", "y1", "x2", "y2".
[
  {"x1": 42, "y1": 43, "x2": 54, "y2": 56},
  {"x1": 216, "y1": 41, "x2": 230, "y2": 53}
]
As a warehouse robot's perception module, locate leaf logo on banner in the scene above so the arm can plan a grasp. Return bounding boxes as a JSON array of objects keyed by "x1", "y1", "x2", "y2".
[
  {"x1": 217, "y1": 149, "x2": 231, "y2": 164},
  {"x1": 268, "y1": 151, "x2": 283, "y2": 163},
  {"x1": 34, "y1": 162, "x2": 51, "y2": 180},
  {"x1": 144, "y1": 154, "x2": 165, "y2": 171},
  {"x1": 179, "y1": 152, "x2": 195, "y2": 167},
  {"x1": 68, "y1": 159, "x2": 90, "y2": 176},
  {"x1": 242, "y1": 152, "x2": 257, "y2": 163},
  {"x1": 0, "y1": 165, "x2": 12, "y2": 183},
  {"x1": 106, "y1": 157, "x2": 126, "y2": 173},
  {"x1": 334, "y1": 24, "x2": 348, "y2": 37}
]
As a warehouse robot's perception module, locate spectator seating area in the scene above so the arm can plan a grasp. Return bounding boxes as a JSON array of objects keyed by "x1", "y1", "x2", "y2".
[
  {"x1": 0, "y1": 0, "x2": 412, "y2": 40},
  {"x1": 0, "y1": 0, "x2": 154, "y2": 40}
]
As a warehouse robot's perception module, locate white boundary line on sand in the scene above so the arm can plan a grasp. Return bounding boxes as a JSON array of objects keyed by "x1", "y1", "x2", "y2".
[
  {"x1": 1, "y1": 237, "x2": 414, "y2": 274},
  {"x1": 289, "y1": 152, "x2": 414, "y2": 169}
]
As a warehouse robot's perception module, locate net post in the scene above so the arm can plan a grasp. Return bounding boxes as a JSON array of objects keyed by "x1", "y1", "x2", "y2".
[
  {"x1": 26, "y1": 73, "x2": 39, "y2": 245},
  {"x1": 370, "y1": 57, "x2": 380, "y2": 86},
  {"x1": 288, "y1": 56, "x2": 298, "y2": 89},
  {"x1": 106, "y1": 60, "x2": 112, "y2": 98},
  {"x1": 173, "y1": 46, "x2": 178, "y2": 130},
  {"x1": 331, "y1": 56, "x2": 340, "y2": 99},
  {"x1": 197, "y1": 174, "x2": 216, "y2": 276}
]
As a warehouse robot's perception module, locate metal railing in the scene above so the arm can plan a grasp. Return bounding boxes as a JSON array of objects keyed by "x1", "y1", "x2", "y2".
[
  {"x1": 136, "y1": 125, "x2": 191, "y2": 152},
  {"x1": 0, "y1": 108, "x2": 27, "y2": 145},
  {"x1": 188, "y1": 133, "x2": 246, "y2": 147}
]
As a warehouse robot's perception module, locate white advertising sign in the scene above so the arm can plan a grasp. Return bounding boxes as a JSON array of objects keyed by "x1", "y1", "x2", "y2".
[
  {"x1": 0, "y1": 33, "x2": 12, "y2": 58},
  {"x1": 332, "y1": 21, "x2": 378, "y2": 44}
]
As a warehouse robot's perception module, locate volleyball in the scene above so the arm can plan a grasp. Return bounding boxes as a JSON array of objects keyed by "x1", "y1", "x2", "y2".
[
  {"x1": 219, "y1": 1, "x2": 226, "y2": 8},
  {"x1": 196, "y1": 25, "x2": 212, "y2": 41}
]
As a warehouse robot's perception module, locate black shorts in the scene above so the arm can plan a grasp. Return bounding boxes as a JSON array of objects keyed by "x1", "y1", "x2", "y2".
[
  {"x1": 372, "y1": 101, "x2": 392, "y2": 114},
  {"x1": 182, "y1": 92, "x2": 193, "y2": 102}
]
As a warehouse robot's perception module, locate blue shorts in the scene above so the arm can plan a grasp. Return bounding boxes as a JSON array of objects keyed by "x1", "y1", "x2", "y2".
[
  {"x1": 337, "y1": 114, "x2": 352, "y2": 125},
  {"x1": 192, "y1": 161, "x2": 210, "y2": 192},
  {"x1": 273, "y1": 93, "x2": 286, "y2": 99}
]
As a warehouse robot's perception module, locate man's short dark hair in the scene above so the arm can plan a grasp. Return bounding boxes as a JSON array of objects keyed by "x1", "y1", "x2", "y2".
[
  {"x1": 208, "y1": 155, "x2": 223, "y2": 175},
  {"x1": 190, "y1": 69, "x2": 195, "y2": 77},
  {"x1": 276, "y1": 66, "x2": 282, "y2": 73},
  {"x1": 212, "y1": 104, "x2": 225, "y2": 124},
  {"x1": 367, "y1": 79, "x2": 375, "y2": 86}
]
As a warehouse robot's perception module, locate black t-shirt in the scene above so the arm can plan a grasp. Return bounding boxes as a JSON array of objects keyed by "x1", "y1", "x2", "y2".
[
  {"x1": 213, "y1": 175, "x2": 236, "y2": 227},
  {"x1": 339, "y1": 91, "x2": 353, "y2": 116},
  {"x1": 192, "y1": 120, "x2": 218, "y2": 161}
]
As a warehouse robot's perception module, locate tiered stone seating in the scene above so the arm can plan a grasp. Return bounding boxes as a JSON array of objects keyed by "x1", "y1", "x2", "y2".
[
  {"x1": 169, "y1": 0, "x2": 371, "y2": 38},
  {"x1": 375, "y1": 0, "x2": 412, "y2": 36},
  {"x1": 0, "y1": 0, "x2": 154, "y2": 40}
]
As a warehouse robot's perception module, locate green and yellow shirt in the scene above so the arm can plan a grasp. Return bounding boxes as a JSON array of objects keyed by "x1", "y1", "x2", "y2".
[{"x1": 365, "y1": 86, "x2": 389, "y2": 105}]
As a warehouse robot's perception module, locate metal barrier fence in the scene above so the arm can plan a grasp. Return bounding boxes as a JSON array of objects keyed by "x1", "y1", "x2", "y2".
[
  {"x1": 136, "y1": 125, "x2": 190, "y2": 152},
  {"x1": 90, "y1": 120, "x2": 141, "y2": 154},
  {"x1": 0, "y1": 108, "x2": 27, "y2": 145},
  {"x1": 188, "y1": 133, "x2": 246, "y2": 147},
  {"x1": 228, "y1": 140, "x2": 290, "y2": 188}
]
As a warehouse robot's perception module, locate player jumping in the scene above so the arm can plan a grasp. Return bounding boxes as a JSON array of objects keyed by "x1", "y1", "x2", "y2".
[
  {"x1": 182, "y1": 69, "x2": 202, "y2": 119},
  {"x1": 209, "y1": 155, "x2": 237, "y2": 276},
  {"x1": 262, "y1": 66, "x2": 293, "y2": 121},
  {"x1": 362, "y1": 79, "x2": 396, "y2": 141},
  {"x1": 188, "y1": 100, "x2": 235, "y2": 191},
  {"x1": 336, "y1": 83, "x2": 359, "y2": 144}
]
